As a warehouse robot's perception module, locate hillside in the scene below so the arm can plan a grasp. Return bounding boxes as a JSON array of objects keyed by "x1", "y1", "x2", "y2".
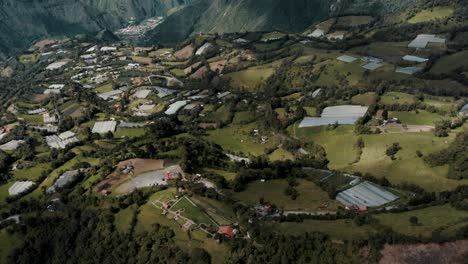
[
  {"x1": 0, "y1": 0, "x2": 192, "y2": 55},
  {"x1": 146, "y1": 0, "x2": 418, "y2": 44}
]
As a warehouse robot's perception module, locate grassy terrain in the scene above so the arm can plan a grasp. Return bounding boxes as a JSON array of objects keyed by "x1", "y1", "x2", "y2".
[
  {"x1": 170, "y1": 196, "x2": 214, "y2": 225},
  {"x1": 113, "y1": 128, "x2": 146, "y2": 138},
  {"x1": 204, "y1": 168, "x2": 237, "y2": 181},
  {"x1": 380, "y1": 92, "x2": 416, "y2": 105},
  {"x1": 114, "y1": 205, "x2": 137, "y2": 234},
  {"x1": 19, "y1": 54, "x2": 39, "y2": 65},
  {"x1": 375, "y1": 204, "x2": 468, "y2": 237},
  {"x1": 423, "y1": 96, "x2": 461, "y2": 112},
  {"x1": 31, "y1": 156, "x2": 100, "y2": 197},
  {"x1": 289, "y1": 124, "x2": 358, "y2": 168},
  {"x1": 227, "y1": 61, "x2": 283, "y2": 90},
  {"x1": 11, "y1": 162, "x2": 52, "y2": 182},
  {"x1": 291, "y1": 122, "x2": 468, "y2": 191},
  {"x1": 351, "y1": 92, "x2": 378, "y2": 105},
  {"x1": 135, "y1": 190, "x2": 229, "y2": 263},
  {"x1": 261, "y1": 32, "x2": 286, "y2": 41},
  {"x1": 17, "y1": 114, "x2": 43, "y2": 125},
  {"x1": 336, "y1": 16, "x2": 373, "y2": 27},
  {"x1": 408, "y1": 7, "x2": 454, "y2": 24},
  {"x1": 206, "y1": 122, "x2": 280, "y2": 156},
  {"x1": 232, "y1": 111, "x2": 255, "y2": 124},
  {"x1": 96, "y1": 82, "x2": 113, "y2": 94},
  {"x1": 0, "y1": 182, "x2": 13, "y2": 205},
  {"x1": 0, "y1": 229, "x2": 22, "y2": 263},
  {"x1": 232, "y1": 179, "x2": 340, "y2": 211},
  {"x1": 190, "y1": 195, "x2": 237, "y2": 226},
  {"x1": 430, "y1": 50, "x2": 468, "y2": 74},
  {"x1": 309, "y1": 52, "x2": 380, "y2": 87},
  {"x1": 345, "y1": 132, "x2": 468, "y2": 191},
  {"x1": 389, "y1": 111, "x2": 444, "y2": 126},
  {"x1": 268, "y1": 148, "x2": 294, "y2": 161}
]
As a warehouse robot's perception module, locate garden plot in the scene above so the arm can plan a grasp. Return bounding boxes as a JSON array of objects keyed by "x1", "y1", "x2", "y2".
[
  {"x1": 0, "y1": 140, "x2": 25, "y2": 151},
  {"x1": 299, "y1": 105, "x2": 369, "y2": 128},
  {"x1": 92, "y1": 121, "x2": 117, "y2": 134},
  {"x1": 336, "y1": 181, "x2": 398, "y2": 207},
  {"x1": 169, "y1": 196, "x2": 215, "y2": 225},
  {"x1": 46, "y1": 170, "x2": 80, "y2": 193},
  {"x1": 8, "y1": 181, "x2": 35, "y2": 196},
  {"x1": 408, "y1": 34, "x2": 445, "y2": 49}
]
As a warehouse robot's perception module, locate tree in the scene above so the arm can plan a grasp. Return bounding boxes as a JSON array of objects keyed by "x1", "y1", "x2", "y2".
[
  {"x1": 386, "y1": 143, "x2": 402, "y2": 160},
  {"x1": 409, "y1": 216, "x2": 419, "y2": 226},
  {"x1": 382, "y1": 109, "x2": 388, "y2": 121}
]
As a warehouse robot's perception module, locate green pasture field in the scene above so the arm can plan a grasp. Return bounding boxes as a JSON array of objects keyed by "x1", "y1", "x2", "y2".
[
  {"x1": 389, "y1": 111, "x2": 444, "y2": 126},
  {"x1": 375, "y1": 204, "x2": 468, "y2": 237},
  {"x1": 206, "y1": 122, "x2": 280, "y2": 156},
  {"x1": 232, "y1": 179, "x2": 340, "y2": 211},
  {"x1": 408, "y1": 7, "x2": 454, "y2": 24}
]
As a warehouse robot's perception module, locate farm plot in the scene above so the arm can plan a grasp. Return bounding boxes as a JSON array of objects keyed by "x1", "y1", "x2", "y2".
[
  {"x1": 206, "y1": 122, "x2": 280, "y2": 156},
  {"x1": 344, "y1": 132, "x2": 468, "y2": 191},
  {"x1": 375, "y1": 204, "x2": 468, "y2": 237},
  {"x1": 232, "y1": 179, "x2": 340, "y2": 211},
  {"x1": 227, "y1": 61, "x2": 282, "y2": 90},
  {"x1": 170, "y1": 196, "x2": 215, "y2": 225},
  {"x1": 136, "y1": 190, "x2": 230, "y2": 263},
  {"x1": 408, "y1": 7, "x2": 454, "y2": 24},
  {"x1": 388, "y1": 111, "x2": 444, "y2": 126},
  {"x1": 290, "y1": 124, "x2": 359, "y2": 168}
]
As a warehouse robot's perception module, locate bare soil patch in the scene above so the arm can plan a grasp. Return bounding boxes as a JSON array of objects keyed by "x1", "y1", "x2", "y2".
[
  {"x1": 379, "y1": 240, "x2": 468, "y2": 264},
  {"x1": 174, "y1": 44, "x2": 195, "y2": 59}
]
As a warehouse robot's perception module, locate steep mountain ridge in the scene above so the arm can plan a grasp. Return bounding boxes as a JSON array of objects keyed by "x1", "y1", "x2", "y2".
[
  {"x1": 146, "y1": 0, "x2": 417, "y2": 44},
  {"x1": 0, "y1": 0, "x2": 191, "y2": 54},
  {"x1": 0, "y1": 0, "x2": 417, "y2": 55}
]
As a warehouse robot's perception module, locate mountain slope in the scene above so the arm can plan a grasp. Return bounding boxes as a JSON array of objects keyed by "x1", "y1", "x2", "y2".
[
  {"x1": 0, "y1": 0, "x2": 191, "y2": 54},
  {"x1": 146, "y1": 0, "x2": 417, "y2": 45}
]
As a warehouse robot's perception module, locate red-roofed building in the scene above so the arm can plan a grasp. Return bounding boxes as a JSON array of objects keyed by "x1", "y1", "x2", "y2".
[
  {"x1": 164, "y1": 170, "x2": 180, "y2": 181},
  {"x1": 347, "y1": 205, "x2": 368, "y2": 212},
  {"x1": 218, "y1": 226, "x2": 235, "y2": 239}
]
